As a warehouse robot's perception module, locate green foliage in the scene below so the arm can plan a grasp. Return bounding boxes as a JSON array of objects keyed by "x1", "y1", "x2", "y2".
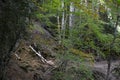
[
  {"x1": 29, "y1": 0, "x2": 120, "y2": 79},
  {"x1": 52, "y1": 66, "x2": 94, "y2": 80},
  {"x1": 52, "y1": 51, "x2": 94, "y2": 80}
]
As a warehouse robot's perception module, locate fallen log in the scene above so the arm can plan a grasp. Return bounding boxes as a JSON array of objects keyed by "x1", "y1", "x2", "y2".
[
  {"x1": 29, "y1": 45, "x2": 54, "y2": 65},
  {"x1": 29, "y1": 45, "x2": 47, "y2": 63}
]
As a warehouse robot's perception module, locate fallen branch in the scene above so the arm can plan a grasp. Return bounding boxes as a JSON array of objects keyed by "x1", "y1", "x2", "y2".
[
  {"x1": 29, "y1": 45, "x2": 47, "y2": 63},
  {"x1": 15, "y1": 53, "x2": 21, "y2": 60},
  {"x1": 29, "y1": 45, "x2": 54, "y2": 65}
]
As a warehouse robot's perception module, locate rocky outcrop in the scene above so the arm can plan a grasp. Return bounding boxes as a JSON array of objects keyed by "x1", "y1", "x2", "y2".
[{"x1": 5, "y1": 21, "x2": 57, "y2": 80}]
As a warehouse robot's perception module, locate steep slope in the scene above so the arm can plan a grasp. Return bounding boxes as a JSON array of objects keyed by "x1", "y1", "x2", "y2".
[{"x1": 6, "y1": 21, "x2": 57, "y2": 80}]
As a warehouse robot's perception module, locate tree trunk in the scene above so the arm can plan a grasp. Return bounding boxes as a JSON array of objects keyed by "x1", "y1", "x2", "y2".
[
  {"x1": 61, "y1": 0, "x2": 65, "y2": 39},
  {"x1": 57, "y1": 16, "x2": 61, "y2": 44},
  {"x1": 69, "y1": 2, "x2": 74, "y2": 29},
  {"x1": 0, "y1": 1, "x2": 29, "y2": 79}
]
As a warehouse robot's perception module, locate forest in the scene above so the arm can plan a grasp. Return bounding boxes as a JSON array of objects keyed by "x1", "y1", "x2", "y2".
[{"x1": 0, "y1": 0, "x2": 120, "y2": 80}]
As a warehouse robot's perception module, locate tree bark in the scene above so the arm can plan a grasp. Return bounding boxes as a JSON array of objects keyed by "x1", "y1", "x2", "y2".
[
  {"x1": 69, "y1": 2, "x2": 74, "y2": 28},
  {"x1": 61, "y1": 0, "x2": 65, "y2": 39}
]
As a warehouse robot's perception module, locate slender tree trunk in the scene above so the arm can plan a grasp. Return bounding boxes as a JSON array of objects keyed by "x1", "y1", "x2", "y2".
[
  {"x1": 106, "y1": 5, "x2": 119, "y2": 80},
  {"x1": 96, "y1": 1, "x2": 99, "y2": 14},
  {"x1": 69, "y1": 2, "x2": 74, "y2": 29},
  {"x1": 61, "y1": 1, "x2": 65, "y2": 30},
  {"x1": 84, "y1": 0, "x2": 88, "y2": 7},
  {"x1": 61, "y1": 0, "x2": 65, "y2": 39},
  {"x1": 57, "y1": 15, "x2": 61, "y2": 44}
]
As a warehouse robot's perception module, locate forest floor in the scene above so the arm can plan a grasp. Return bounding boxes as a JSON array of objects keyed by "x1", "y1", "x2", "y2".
[
  {"x1": 93, "y1": 60, "x2": 120, "y2": 80},
  {"x1": 94, "y1": 60, "x2": 120, "y2": 73}
]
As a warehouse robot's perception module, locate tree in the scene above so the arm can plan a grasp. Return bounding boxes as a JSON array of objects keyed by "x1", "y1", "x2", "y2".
[
  {"x1": 0, "y1": 0, "x2": 33, "y2": 79},
  {"x1": 104, "y1": 0, "x2": 120, "y2": 80},
  {"x1": 21, "y1": 0, "x2": 120, "y2": 79}
]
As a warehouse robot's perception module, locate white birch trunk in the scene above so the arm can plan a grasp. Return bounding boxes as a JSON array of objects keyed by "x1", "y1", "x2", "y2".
[
  {"x1": 69, "y1": 2, "x2": 74, "y2": 28},
  {"x1": 85, "y1": 0, "x2": 88, "y2": 7},
  {"x1": 61, "y1": 1, "x2": 65, "y2": 39},
  {"x1": 57, "y1": 16, "x2": 61, "y2": 44},
  {"x1": 61, "y1": 1, "x2": 65, "y2": 30}
]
